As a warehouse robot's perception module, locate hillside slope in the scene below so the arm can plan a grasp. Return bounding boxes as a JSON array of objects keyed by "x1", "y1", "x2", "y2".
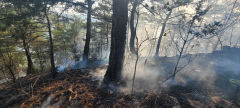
[{"x1": 0, "y1": 65, "x2": 239, "y2": 108}]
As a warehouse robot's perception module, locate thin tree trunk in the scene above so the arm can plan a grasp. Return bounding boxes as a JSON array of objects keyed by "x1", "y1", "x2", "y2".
[
  {"x1": 229, "y1": 27, "x2": 234, "y2": 46},
  {"x1": 22, "y1": 35, "x2": 34, "y2": 75},
  {"x1": 103, "y1": 0, "x2": 129, "y2": 85},
  {"x1": 172, "y1": 40, "x2": 187, "y2": 79},
  {"x1": 6, "y1": 65, "x2": 15, "y2": 83},
  {"x1": 83, "y1": 0, "x2": 92, "y2": 62},
  {"x1": 100, "y1": 41, "x2": 103, "y2": 59},
  {"x1": 73, "y1": 40, "x2": 80, "y2": 62},
  {"x1": 172, "y1": 19, "x2": 195, "y2": 79},
  {"x1": 131, "y1": 36, "x2": 139, "y2": 94},
  {"x1": 213, "y1": 36, "x2": 223, "y2": 51},
  {"x1": 155, "y1": 9, "x2": 172, "y2": 57},
  {"x1": 129, "y1": 0, "x2": 138, "y2": 54},
  {"x1": 36, "y1": 48, "x2": 45, "y2": 72},
  {"x1": 150, "y1": 24, "x2": 160, "y2": 56},
  {"x1": 0, "y1": 50, "x2": 16, "y2": 83},
  {"x1": 105, "y1": 24, "x2": 109, "y2": 58},
  {"x1": 45, "y1": 9, "x2": 57, "y2": 78},
  {"x1": 7, "y1": 52, "x2": 16, "y2": 83}
]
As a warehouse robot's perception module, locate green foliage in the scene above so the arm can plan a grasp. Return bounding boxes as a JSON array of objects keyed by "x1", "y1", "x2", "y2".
[{"x1": 0, "y1": 26, "x2": 25, "y2": 80}]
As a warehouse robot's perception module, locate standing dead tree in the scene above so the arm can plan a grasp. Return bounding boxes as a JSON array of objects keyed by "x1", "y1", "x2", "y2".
[
  {"x1": 167, "y1": 0, "x2": 211, "y2": 80},
  {"x1": 131, "y1": 35, "x2": 156, "y2": 94},
  {"x1": 131, "y1": 10, "x2": 140, "y2": 94},
  {"x1": 131, "y1": 11, "x2": 157, "y2": 93}
]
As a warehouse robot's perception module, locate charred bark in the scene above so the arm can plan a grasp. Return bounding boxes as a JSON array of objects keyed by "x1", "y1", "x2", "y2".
[
  {"x1": 103, "y1": 0, "x2": 129, "y2": 85},
  {"x1": 83, "y1": 0, "x2": 93, "y2": 62}
]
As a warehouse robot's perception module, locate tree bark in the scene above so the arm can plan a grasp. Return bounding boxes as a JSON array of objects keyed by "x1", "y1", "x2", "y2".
[
  {"x1": 83, "y1": 0, "x2": 92, "y2": 62},
  {"x1": 129, "y1": 0, "x2": 138, "y2": 54},
  {"x1": 45, "y1": 9, "x2": 57, "y2": 78},
  {"x1": 103, "y1": 0, "x2": 129, "y2": 85},
  {"x1": 155, "y1": 9, "x2": 172, "y2": 57}
]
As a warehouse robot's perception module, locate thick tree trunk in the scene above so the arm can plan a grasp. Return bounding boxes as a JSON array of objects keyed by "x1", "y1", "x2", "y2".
[
  {"x1": 22, "y1": 35, "x2": 34, "y2": 75},
  {"x1": 129, "y1": 0, "x2": 138, "y2": 54},
  {"x1": 103, "y1": 0, "x2": 129, "y2": 85},
  {"x1": 45, "y1": 9, "x2": 57, "y2": 78},
  {"x1": 83, "y1": 0, "x2": 92, "y2": 62},
  {"x1": 155, "y1": 9, "x2": 172, "y2": 57}
]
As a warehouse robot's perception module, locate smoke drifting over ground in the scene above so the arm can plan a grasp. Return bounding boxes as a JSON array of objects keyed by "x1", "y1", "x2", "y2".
[
  {"x1": 55, "y1": 46, "x2": 240, "y2": 106},
  {"x1": 120, "y1": 46, "x2": 240, "y2": 101}
]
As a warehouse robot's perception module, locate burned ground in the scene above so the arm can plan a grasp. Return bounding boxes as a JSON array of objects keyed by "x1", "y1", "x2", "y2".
[{"x1": 0, "y1": 63, "x2": 239, "y2": 108}]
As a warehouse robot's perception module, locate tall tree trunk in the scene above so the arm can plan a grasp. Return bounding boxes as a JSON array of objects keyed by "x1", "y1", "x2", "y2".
[
  {"x1": 129, "y1": 0, "x2": 138, "y2": 54},
  {"x1": 103, "y1": 0, "x2": 129, "y2": 85},
  {"x1": 155, "y1": 9, "x2": 172, "y2": 57},
  {"x1": 45, "y1": 9, "x2": 57, "y2": 78},
  {"x1": 21, "y1": 35, "x2": 34, "y2": 75},
  {"x1": 83, "y1": 0, "x2": 92, "y2": 62}
]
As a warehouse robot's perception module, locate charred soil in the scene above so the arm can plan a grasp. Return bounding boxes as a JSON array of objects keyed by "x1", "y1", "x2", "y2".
[{"x1": 0, "y1": 65, "x2": 239, "y2": 108}]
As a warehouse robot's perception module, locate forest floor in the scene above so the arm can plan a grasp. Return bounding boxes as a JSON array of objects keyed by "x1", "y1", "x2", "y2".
[{"x1": 0, "y1": 64, "x2": 239, "y2": 108}]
